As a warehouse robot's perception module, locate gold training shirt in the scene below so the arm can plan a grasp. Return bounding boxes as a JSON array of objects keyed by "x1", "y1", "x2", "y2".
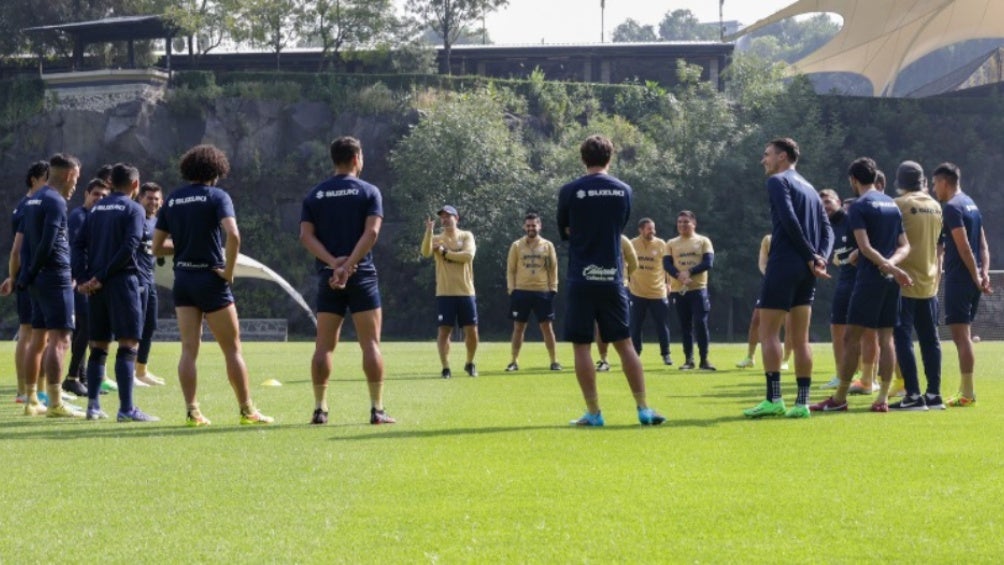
[
  {"x1": 628, "y1": 236, "x2": 668, "y2": 299},
  {"x1": 895, "y1": 191, "x2": 942, "y2": 299},
  {"x1": 507, "y1": 236, "x2": 558, "y2": 293},
  {"x1": 621, "y1": 235, "x2": 638, "y2": 287},
  {"x1": 421, "y1": 228, "x2": 476, "y2": 296},
  {"x1": 665, "y1": 234, "x2": 714, "y2": 292}
]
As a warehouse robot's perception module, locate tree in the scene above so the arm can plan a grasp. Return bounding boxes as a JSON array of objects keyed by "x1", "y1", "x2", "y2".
[
  {"x1": 612, "y1": 18, "x2": 657, "y2": 43},
  {"x1": 164, "y1": 0, "x2": 240, "y2": 57},
  {"x1": 233, "y1": 0, "x2": 302, "y2": 70},
  {"x1": 658, "y1": 9, "x2": 717, "y2": 41},
  {"x1": 297, "y1": 0, "x2": 397, "y2": 71},
  {"x1": 406, "y1": 0, "x2": 509, "y2": 74}
]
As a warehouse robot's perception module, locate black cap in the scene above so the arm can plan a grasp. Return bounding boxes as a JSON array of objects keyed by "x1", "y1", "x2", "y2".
[
  {"x1": 896, "y1": 161, "x2": 924, "y2": 190},
  {"x1": 438, "y1": 205, "x2": 458, "y2": 217}
]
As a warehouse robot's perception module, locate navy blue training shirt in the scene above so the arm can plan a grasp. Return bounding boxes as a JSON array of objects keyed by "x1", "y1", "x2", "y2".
[
  {"x1": 847, "y1": 190, "x2": 904, "y2": 281},
  {"x1": 556, "y1": 173, "x2": 631, "y2": 286},
  {"x1": 941, "y1": 192, "x2": 983, "y2": 284},
  {"x1": 828, "y1": 209, "x2": 858, "y2": 284},
  {"x1": 156, "y1": 184, "x2": 235, "y2": 271},
  {"x1": 136, "y1": 215, "x2": 157, "y2": 286},
  {"x1": 766, "y1": 169, "x2": 833, "y2": 267},
  {"x1": 11, "y1": 195, "x2": 32, "y2": 285},
  {"x1": 82, "y1": 192, "x2": 145, "y2": 282},
  {"x1": 300, "y1": 174, "x2": 383, "y2": 276},
  {"x1": 67, "y1": 206, "x2": 90, "y2": 283},
  {"x1": 18, "y1": 185, "x2": 70, "y2": 282}
]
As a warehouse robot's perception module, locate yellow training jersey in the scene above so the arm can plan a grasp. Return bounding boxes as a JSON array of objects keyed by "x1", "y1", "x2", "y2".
[
  {"x1": 507, "y1": 236, "x2": 558, "y2": 293},
  {"x1": 621, "y1": 235, "x2": 638, "y2": 287},
  {"x1": 421, "y1": 227, "x2": 476, "y2": 296},
  {"x1": 895, "y1": 191, "x2": 942, "y2": 299},
  {"x1": 628, "y1": 236, "x2": 667, "y2": 299},
  {"x1": 665, "y1": 234, "x2": 714, "y2": 292}
]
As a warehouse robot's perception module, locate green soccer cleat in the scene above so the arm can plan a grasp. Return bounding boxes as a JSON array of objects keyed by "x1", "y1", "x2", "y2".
[
  {"x1": 784, "y1": 404, "x2": 811, "y2": 419},
  {"x1": 743, "y1": 399, "x2": 786, "y2": 419},
  {"x1": 240, "y1": 409, "x2": 274, "y2": 425}
]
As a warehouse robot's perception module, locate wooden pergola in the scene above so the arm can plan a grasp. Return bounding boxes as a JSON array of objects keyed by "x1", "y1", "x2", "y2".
[{"x1": 23, "y1": 15, "x2": 180, "y2": 73}]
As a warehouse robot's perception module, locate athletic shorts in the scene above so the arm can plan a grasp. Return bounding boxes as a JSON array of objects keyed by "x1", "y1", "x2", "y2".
[
  {"x1": 846, "y1": 276, "x2": 900, "y2": 329},
  {"x1": 140, "y1": 284, "x2": 159, "y2": 332},
  {"x1": 316, "y1": 272, "x2": 381, "y2": 316},
  {"x1": 29, "y1": 270, "x2": 74, "y2": 330},
  {"x1": 564, "y1": 283, "x2": 630, "y2": 344},
  {"x1": 759, "y1": 259, "x2": 816, "y2": 311},
  {"x1": 509, "y1": 290, "x2": 555, "y2": 323},
  {"x1": 437, "y1": 296, "x2": 478, "y2": 327},
  {"x1": 830, "y1": 280, "x2": 853, "y2": 325},
  {"x1": 89, "y1": 273, "x2": 143, "y2": 342},
  {"x1": 172, "y1": 270, "x2": 233, "y2": 313},
  {"x1": 943, "y1": 279, "x2": 981, "y2": 325},
  {"x1": 16, "y1": 287, "x2": 32, "y2": 325}
]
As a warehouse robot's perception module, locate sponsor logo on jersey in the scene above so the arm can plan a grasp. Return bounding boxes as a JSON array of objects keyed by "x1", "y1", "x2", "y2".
[
  {"x1": 316, "y1": 188, "x2": 360, "y2": 199},
  {"x1": 582, "y1": 264, "x2": 617, "y2": 281},
  {"x1": 169, "y1": 196, "x2": 208, "y2": 207}
]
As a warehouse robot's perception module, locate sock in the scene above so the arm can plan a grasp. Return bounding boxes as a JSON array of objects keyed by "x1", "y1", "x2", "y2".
[
  {"x1": 960, "y1": 372, "x2": 974, "y2": 399},
  {"x1": 187, "y1": 401, "x2": 201, "y2": 415},
  {"x1": 796, "y1": 377, "x2": 811, "y2": 405},
  {"x1": 632, "y1": 391, "x2": 647, "y2": 408},
  {"x1": 861, "y1": 362, "x2": 876, "y2": 385},
  {"x1": 367, "y1": 381, "x2": 383, "y2": 411},
  {"x1": 584, "y1": 394, "x2": 600, "y2": 414},
  {"x1": 47, "y1": 382, "x2": 62, "y2": 408},
  {"x1": 26, "y1": 382, "x2": 38, "y2": 404},
  {"x1": 136, "y1": 362, "x2": 147, "y2": 377},
  {"x1": 115, "y1": 346, "x2": 137, "y2": 414},
  {"x1": 240, "y1": 401, "x2": 256, "y2": 416},
  {"x1": 766, "y1": 372, "x2": 782, "y2": 402},
  {"x1": 313, "y1": 383, "x2": 328, "y2": 411},
  {"x1": 86, "y1": 348, "x2": 108, "y2": 401}
]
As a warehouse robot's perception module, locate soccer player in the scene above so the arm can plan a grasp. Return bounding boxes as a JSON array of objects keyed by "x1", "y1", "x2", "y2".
[
  {"x1": 665, "y1": 210, "x2": 716, "y2": 370},
  {"x1": 628, "y1": 218, "x2": 673, "y2": 366},
  {"x1": 134, "y1": 182, "x2": 166, "y2": 387},
  {"x1": 736, "y1": 234, "x2": 794, "y2": 370},
  {"x1": 1, "y1": 161, "x2": 50, "y2": 404},
  {"x1": 821, "y1": 188, "x2": 855, "y2": 390},
  {"x1": 932, "y1": 162, "x2": 991, "y2": 407},
  {"x1": 743, "y1": 138, "x2": 832, "y2": 419},
  {"x1": 595, "y1": 234, "x2": 637, "y2": 372},
  {"x1": 811, "y1": 157, "x2": 912, "y2": 413},
  {"x1": 64, "y1": 177, "x2": 110, "y2": 397},
  {"x1": 76, "y1": 163, "x2": 159, "y2": 422},
  {"x1": 505, "y1": 212, "x2": 561, "y2": 372},
  {"x1": 152, "y1": 144, "x2": 273, "y2": 426},
  {"x1": 421, "y1": 205, "x2": 479, "y2": 378},
  {"x1": 18, "y1": 153, "x2": 84, "y2": 417},
  {"x1": 557, "y1": 134, "x2": 665, "y2": 426},
  {"x1": 299, "y1": 136, "x2": 395, "y2": 425}
]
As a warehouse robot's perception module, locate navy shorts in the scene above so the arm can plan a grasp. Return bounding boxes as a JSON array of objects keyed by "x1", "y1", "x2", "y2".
[
  {"x1": 564, "y1": 283, "x2": 630, "y2": 344},
  {"x1": 316, "y1": 272, "x2": 381, "y2": 316},
  {"x1": 173, "y1": 270, "x2": 233, "y2": 313},
  {"x1": 509, "y1": 290, "x2": 555, "y2": 323},
  {"x1": 437, "y1": 296, "x2": 478, "y2": 327},
  {"x1": 89, "y1": 273, "x2": 143, "y2": 342},
  {"x1": 16, "y1": 287, "x2": 32, "y2": 325},
  {"x1": 759, "y1": 259, "x2": 816, "y2": 311},
  {"x1": 29, "y1": 270, "x2": 74, "y2": 330},
  {"x1": 943, "y1": 279, "x2": 981, "y2": 325},
  {"x1": 830, "y1": 280, "x2": 853, "y2": 325},
  {"x1": 846, "y1": 276, "x2": 900, "y2": 329}
]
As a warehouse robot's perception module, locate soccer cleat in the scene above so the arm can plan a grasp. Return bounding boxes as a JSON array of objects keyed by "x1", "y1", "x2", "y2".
[
  {"x1": 889, "y1": 378, "x2": 906, "y2": 398},
  {"x1": 117, "y1": 407, "x2": 160, "y2": 422},
  {"x1": 100, "y1": 379, "x2": 118, "y2": 392},
  {"x1": 848, "y1": 380, "x2": 879, "y2": 395},
  {"x1": 925, "y1": 394, "x2": 946, "y2": 410},
  {"x1": 505, "y1": 362, "x2": 519, "y2": 372},
  {"x1": 136, "y1": 372, "x2": 165, "y2": 386},
  {"x1": 699, "y1": 360, "x2": 717, "y2": 371},
  {"x1": 86, "y1": 406, "x2": 109, "y2": 420},
  {"x1": 596, "y1": 360, "x2": 610, "y2": 372},
  {"x1": 809, "y1": 397, "x2": 848, "y2": 412},
  {"x1": 946, "y1": 393, "x2": 975, "y2": 408},
  {"x1": 464, "y1": 362, "x2": 478, "y2": 377},
  {"x1": 441, "y1": 368, "x2": 452, "y2": 379},
  {"x1": 889, "y1": 394, "x2": 928, "y2": 411},
  {"x1": 743, "y1": 399, "x2": 786, "y2": 418},
  {"x1": 47, "y1": 403, "x2": 85, "y2": 419},
  {"x1": 240, "y1": 409, "x2": 274, "y2": 425},
  {"x1": 370, "y1": 408, "x2": 396, "y2": 425},
  {"x1": 24, "y1": 402, "x2": 48, "y2": 416},
  {"x1": 870, "y1": 401, "x2": 889, "y2": 413},
  {"x1": 678, "y1": 360, "x2": 696, "y2": 370},
  {"x1": 550, "y1": 362, "x2": 562, "y2": 371},
  {"x1": 310, "y1": 409, "x2": 328, "y2": 425},
  {"x1": 735, "y1": 357, "x2": 755, "y2": 369},
  {"x1": 780, "y1": 362, "x2": 790, "y2": 371},
  {"x1": 570, "y1": 411, "x2": 604, "y2": 427},
  {"x1": 818, "y1": 376, "x2": 841, "y2": 389},
  {"x1": 186, "y1": 410, "x2": 212, "y2": 427},
  {"x1": 15, "y1": 394, "x2": 27, "y2": 404},
  {"x1": 637, "y1": 407, "x2": 666, "y2": 426},
  {"x1": 62, "y1": 378, "x2": 88, "y2": 397},
  {"x1": 133, "y1": 377, "x2": 151, "y2": 388},
  {"x1": 38, "y1": 391, "x2": 50, "y2": 406},
  {"x1": 662, "y1": 354, "x2": 673, "y2": 366},
  {"x1": 785, "y1": 404, "x2": 811, "y2": 419}
]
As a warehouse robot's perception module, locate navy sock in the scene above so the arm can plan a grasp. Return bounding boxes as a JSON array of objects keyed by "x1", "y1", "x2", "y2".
[
  {"x1": 766, "y1": 371, "x2": 782, "y2": 401},
  {"x1": 86, "y1": 348, "x2": 108, "y2": 401},
  {"x1": 796, "y1": 377, "x2": 812, "y2": 405},
  {"x1": 116, "y1": 346, "x2": 138, "y2": 414}
]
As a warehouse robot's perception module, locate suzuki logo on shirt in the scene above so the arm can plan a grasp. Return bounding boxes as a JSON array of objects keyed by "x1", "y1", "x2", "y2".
[
  {"x1": 169, "y1": 196, "x2": 208, "y2": 207},
  {"x1": 870, "y1": 201, "x2": 898, "y2": 209},
  {"x1": 316, "y1": 189, "x2": 360, "y2": 199},
  {"x1": 93, "y1": 203, "x2": 126, "y2": 212}
]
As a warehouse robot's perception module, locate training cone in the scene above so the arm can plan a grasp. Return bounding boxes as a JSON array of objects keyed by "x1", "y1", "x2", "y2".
[{"x1": 261, "y1": 379, "x2": 283, "y2": 387}]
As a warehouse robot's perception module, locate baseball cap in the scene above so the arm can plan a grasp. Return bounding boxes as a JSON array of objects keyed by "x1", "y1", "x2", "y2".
[
  {"x1": 438, "y1": 205, "x2": 458, "y2": 217},
  {"x1": 896, "y1": 161, "x2": 924, "y2": 190}
]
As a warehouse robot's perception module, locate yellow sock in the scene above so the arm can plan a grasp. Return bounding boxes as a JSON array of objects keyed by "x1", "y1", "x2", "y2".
[
  {"x1": 632, "y1": 392, "x2": 647, "y2": 408},
  {"x1": 313, "y1": 383, "x2": 328, "y2": 411},
  {"x1": 584, "y1": 394, "x2": 600, "y2": 414},
  {"x1": 960, "y1": 372, "x2": 975, "y2": 398},
  {"x1": 47, "y1": 383, "x2": 62, "y2": 408},
  {"x1": 367, "y1": 381, "x2": 383, "y2": 411}
]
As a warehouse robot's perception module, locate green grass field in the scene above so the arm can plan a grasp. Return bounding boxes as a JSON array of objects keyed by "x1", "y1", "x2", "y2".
[{"x1": 2, "y1": 340, "x2": 1003, "y2": 563}]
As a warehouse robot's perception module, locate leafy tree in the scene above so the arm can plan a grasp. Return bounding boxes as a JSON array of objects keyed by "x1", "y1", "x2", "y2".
[
  {"x1": 744, "y1": 13, "x2": 839, "y2": 63},
  {"x1": 164, "y1": 0, "x2": 239, "y2": 56},
  {"x1": 658, "y1": 9, "x2": 717, "y2": 41},
  {"x1": 232, "y1": 0, "x2": 302, "y2": 70},
  {"x1": 296, "y1": 0, "x2": 397, "y2": 71},
  {"x1": 406, "y1": 0, "x2": 509, "y2": 74},
  {"x1": 612, "y1": 18, "x2": 657, "y2": 43}
]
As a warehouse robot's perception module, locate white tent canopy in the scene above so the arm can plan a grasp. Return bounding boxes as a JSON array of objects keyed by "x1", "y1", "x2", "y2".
[
  {"x1": 730, "y1": 0, "x2": 1004, "y2": 96},
  {"x1": 154, "y1": 254, "x2": 317, "y2": 326}
]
